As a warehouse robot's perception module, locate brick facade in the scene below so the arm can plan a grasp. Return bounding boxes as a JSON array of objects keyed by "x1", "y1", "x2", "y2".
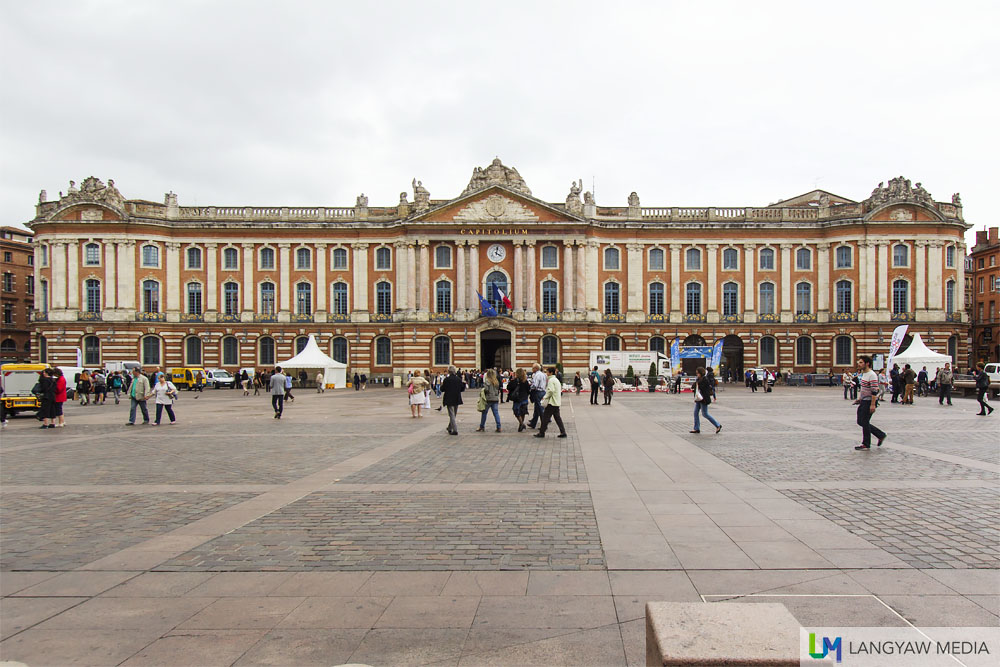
[{"x1": 1, "y1": 226, "x2": 35, "y2": 362}]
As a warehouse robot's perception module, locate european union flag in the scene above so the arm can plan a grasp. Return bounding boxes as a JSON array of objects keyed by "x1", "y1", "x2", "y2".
[{"x1": 477, "y1": 291, "x2": 498, "y2": 317}]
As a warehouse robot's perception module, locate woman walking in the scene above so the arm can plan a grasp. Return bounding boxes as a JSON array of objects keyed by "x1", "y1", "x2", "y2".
[
  {"x1": 77, "y1": 370, "x2": 92, "y2": 406},
  {"x1": 52, "y1": 367, "x2": 67, "y2": 427},
  {"x1": 407, "y1": 370, "x2": 429, "y2": 418},
  {"x1": 508, "y1": 368, "x2": 531, "y2": 432},
  {"x1": 602, "y1": 369, "x2": 615, "y2": 405},
  {"x1": 573, "y1": 372, "x2": 583, "y2": 395},
  {"x1": 690, "y1": 366, "x2": 722, "y2": 434},
  {"x1": 152, "y1": 374, "x2": 179, "y2": 425},
  {"x1": 38, "y1": 368, "x2": 56, "y2": 429},
  {"x1": 476, "y1": 369, "x2": 501, "y2": 432}
]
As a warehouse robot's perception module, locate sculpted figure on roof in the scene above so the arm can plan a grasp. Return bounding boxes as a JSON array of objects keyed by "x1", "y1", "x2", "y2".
[{"x1": 461, "y1": 158, "x2": 532, "y2": 196}]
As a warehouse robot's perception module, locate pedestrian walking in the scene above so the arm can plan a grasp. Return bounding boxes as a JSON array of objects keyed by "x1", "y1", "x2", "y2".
[
  {"x1": 77, "y1": 370, "x2": 92, "y2": 406},
  {"x1": 270, "y1": 366, "x2": 287, "y2": 419},
  {"x1": 152, "y1": 374, "x2": 179, "y2": 425},
  {"x1": 690, "y1": 366, "x2": 722, "y2": 434},
  {"x1": 93, "y1": 371, "x2": 107, "y2": 405},
  {"x1": 974, "y1": 362, "x2": 994, "y2": 416},
  {"x1": 750, "y1": 370, "x2": 759, "y2": 393},
  {"x1": 917, "y1": 366, "x2": 929, "y2": 397},
  {"x1": 126, "y1": 368, "x2": 152, "y2": 425},
  {"x1": 283, "y1": 373, "x2": 295, "y2": 402},
  {"x1": 193, "y1": 371, "x2": 204, "y2": 398},
  {"x1": 526, "y1": 364, "x2": 547, "y2": 428},
  {"x1": 353, "y1": 372, "x2": 360, "y2": 391},
  {"x1": 573, "y1": 371, "x2": 583, "y2": 395},
  {"x1": 889, "y1": 364, "x2": 901, "y2": 404},
  {"x1": 407, "y1": 370, "x2": 429, "y2": 418},
  {"x1": 441, "y1": 365, "x2": 464, "y2": 435},
  {"x1": 589, "y1": 365, "x2": 601, "y2": 405},
  {"x1": 842, "y1": 370, "x2": 852, "y2": 399},
  {"x1": 508, "y1": 367, "x2": 531, "y2": 431},
  {"x1": 360, "y1": 373, "x2": 367, "y2": 390},
  {"x1": 935, "y1": 363, "x2": 954, "y2": 406},
  {"x1": 38, "y1": 368, "x2": 56, "y2": 429},
  {"x1": 602, "y1": 368, "x2": 615, "y2": 405},
  {"x1": 902, "y1": 364, "x2": 916, "y2": 404},
  {"x1": 52, "y1": 367, "x2": 67, "y2": 427},
  {"x1": 534, "y1": 366, "x2": 567, "y2": 438},
  {"x1": 853, "y1": 355, "x2": 886, "y2": 450},
  {"x1": 476, "y1": 368, "x2": 501, "y2": 432},
  {"x1": 110, "y1": 371, "x2": 124, "y2": 404}
]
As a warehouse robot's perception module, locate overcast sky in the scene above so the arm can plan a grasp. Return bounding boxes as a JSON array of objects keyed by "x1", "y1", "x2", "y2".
[{"x1": 1, "y1": 1, "x2": 996, "y2": 246}]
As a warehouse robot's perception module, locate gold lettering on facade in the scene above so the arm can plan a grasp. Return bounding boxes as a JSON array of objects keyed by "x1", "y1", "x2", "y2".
[{"x1": 458, "y1": 228, "x2": 529, "y2": 236}]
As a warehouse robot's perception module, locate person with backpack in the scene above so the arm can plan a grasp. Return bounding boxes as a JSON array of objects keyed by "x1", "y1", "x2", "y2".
[
  {"x1": 508, "y1": 368, "x2": 531, "y2": 432},
  {"x1": 77, "y1": 370, "x2": 92, "y2": 406},
  {"x1": 589, "y1": 366, "x2": 601, "y2": 405},
  {"x1": 690, "y1": 366, "x2": 722, "y2": 434},
  {"x1": 974, "y1": 363, "x2": 994, "y2": 416},
  {"x1": 475, "y1": 369, "x2": 501, "y2": 432},
  {"x1": 109, "y1": 371, "x2": 124, "y2": 404}
]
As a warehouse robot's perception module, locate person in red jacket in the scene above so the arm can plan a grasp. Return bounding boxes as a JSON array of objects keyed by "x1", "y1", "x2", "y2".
[{"x1": 52, "y1": 367, "x2": 67, "y2": 427}]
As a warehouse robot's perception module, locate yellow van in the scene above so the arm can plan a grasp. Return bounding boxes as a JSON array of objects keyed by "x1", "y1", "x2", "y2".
[
  {"x1": 1, "y1": 363, "x2": 47, "y2": 415},
  {"x1": 168, "y1": 367, "x2": 208, "y2": 390}
]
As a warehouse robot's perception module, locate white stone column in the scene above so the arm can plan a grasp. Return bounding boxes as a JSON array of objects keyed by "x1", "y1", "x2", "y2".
[
  {"x1": 166, "y1": 242, "x2": 181, "y2": 314},
  {"x1": 51, "y1": 242, "x2": 66, "y2": 309},
  {"x1": 575, "y1": 242, "x2": 586, "y2": 315},
  {"x1": 915, "y1": 240, "x2": 927, "y2": 310},
  {"x1": 563, "y1": 242, "x2": 574, "y2": 312},
  {"x1": 352, "y1": 243, "x2": 369, "y2": 314},
  {"x1": 817, "y1": 242, "x2": 830, "y2": 313},
  {"x1": 513, "y1": 241, "x2": 525, "y2": 313},
  {"x1": 585, "y1": 241, "x2": 599, "y2": 311},
  {"x1": 33, "y1": 245, "x2": 43, "y2": 312},
  {"x1": 706, "y1": 243, "x2": 718, "y2": 314},
  {"x1": 525, "y1": 241, "x2": 537, "y2": 312},
  {"x1": 315, "y1": 243, "x2": 327, "y2": 313},
  {"x1": 418, "y1": 240, "x2": 430, "y2": 313},
  {"x1": 779, "y1": 244, "x2": 792, "y2": 313},
  {"x1": 455, "y1": 242, "x2": 466, "y2": 315},
  {"x1": 877, "y1": 241, "x2": 889, "y2": 310},
  {"x1": 955, "y1": 242, "x2": 966, "y2": 316},
  {"x1": 626, "y1": 243, "x2": 643, "y2": 316},
  {"x1": 242, "y1": 244, "x2": 254, "y2": 313},
  {"x1": 394, "y1": 241, "x2": 408, "y2": 312},
  {"x1": 927, "y1": 241, "x2": 943, "y2": 310},
  {"x1": 66, "y1": 241, "x2": 79, "y2": 310},
  {"x1": 743, "y1": 243, "x2": 755, "y2": 313},
  {"x1": 118, "y1": 241, "x2": 135, "y2": 310},
  {"x1": 406, "y1": 243, "x2": 417, "y2": 312},
  {"x1": 104, "y1": 242, "x2": 117, "y2": 309},
  {"x1": 278, "y1": 243, "x2": 291, "y2": 312},
  {"x1": 669, "y1": 244, "x2": 681, "y2": 317},
  {"x1": 861, "y1": 241, "x2": 876, "y2": 311},
  {"x1": 468, "y1": 241, "x2": 480, "y2": 310},
  {"x1": 206, "y1": 243, "x2": 218, "y2": 312}
]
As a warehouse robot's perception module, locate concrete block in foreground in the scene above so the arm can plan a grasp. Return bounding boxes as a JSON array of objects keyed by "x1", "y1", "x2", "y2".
[{"x1": 646, "y1": 601, "x2": 799, "y2": 666}]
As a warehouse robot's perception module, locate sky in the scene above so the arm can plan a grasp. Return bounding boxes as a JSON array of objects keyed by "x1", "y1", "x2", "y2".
[{"x1": 1, "y1": 1, "x2": 996, "y2": 246}]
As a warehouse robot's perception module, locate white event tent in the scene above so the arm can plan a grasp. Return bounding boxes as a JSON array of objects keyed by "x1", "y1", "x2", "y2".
[
  {"x1": 890, "y1": 333, "x2": 953, "y2": 377},
  {"x1": 276, "y1": 334, "x2": 347, "y2": 389}
]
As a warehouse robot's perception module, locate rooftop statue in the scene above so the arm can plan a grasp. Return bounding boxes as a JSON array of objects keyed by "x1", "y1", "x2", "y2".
[
  {"x1": 60, "y1": 176, "x2": 125, "y2": 210},
  {"x1": 461, "y1": 158, "x2": 532, "y2": 196},
  {"x1": 863, "y1": 176, "x2": 935, "y2": 210}
]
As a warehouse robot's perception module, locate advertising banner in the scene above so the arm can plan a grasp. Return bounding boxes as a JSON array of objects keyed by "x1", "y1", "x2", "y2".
[{"x1": 886, "y1": 324, "x2": 909, "y2": 368}]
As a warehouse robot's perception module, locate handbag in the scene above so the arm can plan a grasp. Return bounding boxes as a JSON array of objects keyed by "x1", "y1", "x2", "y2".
[
  {"x1": 693, "y1": 385, "x2": 703, "y2": 402},
  {"x1": 476, "y1": 388, "x2": 487, "y2": 412}
]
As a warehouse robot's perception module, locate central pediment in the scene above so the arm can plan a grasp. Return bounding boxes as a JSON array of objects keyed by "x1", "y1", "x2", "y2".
[{"x1": 417, "y1": 185, "x2": 577, "y2": 224}]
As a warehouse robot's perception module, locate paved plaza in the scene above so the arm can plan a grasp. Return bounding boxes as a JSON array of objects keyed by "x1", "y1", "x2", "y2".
[{"x1": 1, "y1": 382, "x2": 998, "y2": 665}]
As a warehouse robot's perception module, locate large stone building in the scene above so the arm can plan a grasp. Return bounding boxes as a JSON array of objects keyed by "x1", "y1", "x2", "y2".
[
  {"x1": 1, "y1": 226, "x2": 35, "y2": 363},
  {"x1": 969, "y1": 227, "x2": 999, "y2": 365},
  {"x1": 25, "y1": 162, "x2": 968, "y2": 378}
]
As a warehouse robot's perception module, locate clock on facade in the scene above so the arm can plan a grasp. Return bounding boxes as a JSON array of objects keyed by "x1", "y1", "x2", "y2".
[{"x1": 487, "y1": 244, "x2": 506, "y2": 263}]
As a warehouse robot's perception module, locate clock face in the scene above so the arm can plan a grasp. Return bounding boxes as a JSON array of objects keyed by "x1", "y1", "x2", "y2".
[{"x1": 487, "y1": 244, "x2": 506, "y2": 263}]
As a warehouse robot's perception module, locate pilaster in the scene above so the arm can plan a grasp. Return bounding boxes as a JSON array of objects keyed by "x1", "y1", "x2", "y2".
[
  {"x1": 406, "y1": 243, "x2": 417, "y2": 313},
  {"x1": 706, "y1": 243, "x2": 718, "y2": 314},
  {"x1": 66, "y1": 241, "x2": 79, "y2": 310},
  {"x1": 585, "y1": 241, "x2": 599, "y2": 315},
  {"x1": 104, "y1": 242, "x2": 117, "y2": 309},
  {"x1": 513, "y1": 241, "x2": 525, "y2": 313},
  {"x1": 669, "y1": 243, "x2": 682, "y2": 320},
  {"x1": 626, "y1": 242, "x2": 643, "y2": 317},
  {"x1": 563, "y1": 242, "x2": 575, "y2": 314},
  {"x1": 418, "y1": 240, "x2": 430, "y2": 313},
  {"x1": 817, "y1": 242, "x2": 830, "y2": 313},
  {"x1": 525, "y1": 240, "x2": 537, "y2": 313},
  {"x1": 575, "y1": 242, "x2": 586, "y2": 318},
  {"x1": 352, "y1": 242, "x2": 369, "y2": 319},
  {"x1": 395, "y1": 241, "x2": 409, "y2": 312},
  {"x1": 51, "y1": 241, "x2": 66, "y2": 310},
  {"x1": 743, "y1": 243, "x2": 755, "y2": 314},
  {"x1": 877, "y1": 240, "x2": 889, "y2": 311},
  {"x1": 242, "y1": 244, "x2": 254, "y2": 314},
  {"x1": 927, "y1": 241, "x2": 943, "y2": 310},
  {"x1": 779, "y1": 243, "x2": 792, "y2": 314},
  {"x1": 468, "y1": 241, "x2": 480, "y2": 311},
  {"x1": 206, "y1": 243, "x2": 218, "y2": 312},
  {"x1": 278, "y1": 243, "x2": 291, "y2": 313},
  {"x1": 915, "y1": 240, "x2": 927, "y2": 311},
  {"x1": 455, "y1": 242, "x2": 466, "y2": 316},
  {"x1": 166, "y1": 242, "x2": 181, "y2": 316},
  {"x1": 315, "y1": 242, "x2": 327, "y2": 314}
]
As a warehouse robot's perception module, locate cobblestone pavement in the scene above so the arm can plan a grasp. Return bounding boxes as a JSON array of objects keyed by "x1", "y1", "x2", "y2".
[{"x1": 1, "y1": 385, "x2": 997, "y2": 666}]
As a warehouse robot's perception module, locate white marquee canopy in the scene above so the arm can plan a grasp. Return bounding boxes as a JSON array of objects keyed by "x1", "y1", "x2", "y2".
[{"x1": 277, "y1": 334, "x2": 347, "y2": 388}]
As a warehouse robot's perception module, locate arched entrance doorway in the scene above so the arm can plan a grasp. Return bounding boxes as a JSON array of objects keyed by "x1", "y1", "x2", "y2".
[
  {"x1": 480, "y1": 328, "x2": 511, "y2": 369},
  {"x1": 721, "y1": 334, "x2": 744, "y2": 381},
  {"x1": 680, "y1": 334, "x2": 708, "y2": 375}
]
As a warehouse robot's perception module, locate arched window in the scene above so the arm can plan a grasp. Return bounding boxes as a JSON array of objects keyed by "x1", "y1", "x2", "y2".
[
  {"x1": 541, "y1": 280, "x2": 558, "y2": 313},
  {"x1": 945, "y1": 280, "x2": 955, "y2": 313},
  {"x1": 604, "y1": 335, "x2": 621, "y2": 351},
  {"x1": 260, "y1": 282, "x2": 276, "y2": 315},
  {"x1": 722, "y1": 282, "x2": 739, "y2": 315},
  {"x1": 649, "y1": 336, "x2": 665, "y2": 353},
  {"x1": 296, "y1": 247, "x2": 311, "y2": 270},
  {"x1": 795, "y1": 282, "x2": 812, "y2": 314},
  {"x1": 834, "y1": 336, "x2": 853, "y2": 366},
  {"x1": 892, "y1": 280, "x2": 909, "y2": 313},
  {"x1": 649, "y1": 282, "x2": 664, "y2": 315},
  {"x1": 795, "y1": 336, "x2": 812, "y2": 366},
  {"x1": 541, "y1": 246, "x2": 558, "y2": 269},
  {"x1": 0, "y1": 339, "x2": 16, "y2": 355},
  {"x1": 759, "y1": 247, "x2": 775, "y2": 270},
  {"x1": 223, "y1": 282, "x2": 239, "y2": 316},
  {"x1": 685, "y1": 248, "x2": 701, "y2": 270},
  {"x1": 186, "y1": 247, "x2": 202, "y2": 269},
  {"x1": 759, "y1": 282, "x2": 775, "y2": 315},
  {"x1": 375, "y1": 281, "x2": 392, "y2": 315},
  {"x1": 435, "y1": 280, "x2": 451, "y2": 313},
  {"x1": 649, "y1": 247, "x2": 664, "y2": 271},
  {"x1": 295, "y1": 283, "x2": 312, "y2": 315},
  {"x1": 223, "y1": 247, "x2": 239, "y2": 270},
  {"x1": 142, "y1": 280, "x2": 159, "y2": 313},
  {"x1": 604, "y1": 247, "x2": 620, "y2": 270},
  {"x1": 39, "y1": 279, "x2": 49, "y2": 312},
  {"x1": 435, "y1": 245, "x2": 451, "y2": 269},
  {"x1": 375, "y1": 336, "x2": 391, "y2": 366},
  {"x1": 141, "y1": 244, "x2": 159, "y2": 267},
  {"x1": 759, "y1": 336, "x2": 776, "y2": 366},
  {"x1": 85, "y1": 279, "x2": 101, "y2": 312},
  {"x1": 433, "y1": 336, "x2": 451, "y2": 366},
  {"x1": 258, "y1": 336, "x2": 275, "y2": 365},
  {"x1": 332, "y1": 282, "x2": 349, "y2": 315},
  {"x1": 795, "y1": 247, "x2": 811, "y2": 270},
  {"x1": 185, "y1": 337, "x2": 202, "y2": 365},
  {"x1": 541, "y1": 335, "x2": 559, "y2": 365},
  {"x1": 375, "y1": 247, "x2": 391, "y2": 270},
  {"x1": 332, "y1": 247, "x2": 348, "y2": 270},
  {"x1": 141, "y1": 336, "x2": 161, "y2": 366},
  {"x1": 83, "y1": 335, "x2": 100, "y2": 365},
  {"x1": 332, "y1": 337, "x2": 348, "y2": 364},
  {"x1": 722, "y1": 248, "x2": 738, "y2": 270},
  {"x1": 259, "y1": 247, "x2": 275, "y2": 270},
  {"x1": 485, "y1": 271, "x2": 507, "y2": 313},
  {"x1": 685, "y1": 282, "x2": 702, "y2": 315},
  {"x1": 186, "y1": 282, "x2": 202, "y2": 315},
  {"x1": 892, "y1": 243, "x2": 909, "y2": 267},
  {"x1": 835, "y1": 246, "x2": 852, "y2": 268},
  {"x1": 222, "y1": 336, "x2": 239, "y2": 366},
  {"x1": 604, "y1": 282, "x2": 620, "y2": 314},
  {"x1": 835, "y1": 280, "x2": 852, "y2": 313},
  {"x1": 684, "y1": 334, "x2": 706, "y2": 346},
  {"x1": 84, "y1": 243, "x2": 100, "y2": 265},
  {"x1": 946, "y1": 245, "x2": 955, "y2": 268},
  {"x1": 296, "y1": 336, "x2": 309, "y2": 353}
]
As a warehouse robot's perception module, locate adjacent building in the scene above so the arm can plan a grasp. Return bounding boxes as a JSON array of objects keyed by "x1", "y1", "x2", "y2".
[
  {"x1": 25, "y1": 162, "x2": 969, "y2": 378},
  {"x1": 1, "y1": 226, "x2": 35, "y2": 362},
  {"x1": 969, "y1": 227, "x2": 1000, "y2": 365}
]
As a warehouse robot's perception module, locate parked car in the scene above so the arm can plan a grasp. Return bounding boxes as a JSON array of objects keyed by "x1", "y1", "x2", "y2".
[
  {"x1": 205, "y1": 369, "x2": 235, "y2": 389},
  {"x1": 169, "y1": 367, "x2": 208, "y2": 390},
  {"x1": 746, "y1": 368, "x2": 776, "y2": 386}
]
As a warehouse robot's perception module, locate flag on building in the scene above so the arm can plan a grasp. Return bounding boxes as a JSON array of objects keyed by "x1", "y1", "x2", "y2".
[
  {"x1": 477, "y1": 291, "x2": 498, "y2": 317},
  {"x1": 491, "y1": 283, "x2": 513, "y2": 310}
]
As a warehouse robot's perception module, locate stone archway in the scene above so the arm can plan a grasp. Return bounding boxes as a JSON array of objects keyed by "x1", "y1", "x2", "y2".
[
  {"x1": 480, "y1": 328, "x2": 511, "y2": 370},
  {"x1": 721, "y1": 334, "x2": 745, "y2": 380}
]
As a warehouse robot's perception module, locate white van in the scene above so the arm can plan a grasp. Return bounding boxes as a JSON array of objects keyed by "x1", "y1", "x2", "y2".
[
  {"x1": 983, "y1": 363, "x2": 1000, "y2": 385},
  {"x1": 205, "y1": 369, "x2": 236, "y2": 389}
]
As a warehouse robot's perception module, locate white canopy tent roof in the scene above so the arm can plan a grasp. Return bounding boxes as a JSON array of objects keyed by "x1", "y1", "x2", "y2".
[
  {"x1": 276, "y1": 334, "x2": 347, "y2": 389},
  {"x1": 891, "y1": 333, "x2": 953, "y2": 375}
]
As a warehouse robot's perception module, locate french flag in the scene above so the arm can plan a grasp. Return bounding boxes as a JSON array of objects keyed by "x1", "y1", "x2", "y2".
[{"x1": 491, "y1": 283, "x2": 513, "y2": 310}]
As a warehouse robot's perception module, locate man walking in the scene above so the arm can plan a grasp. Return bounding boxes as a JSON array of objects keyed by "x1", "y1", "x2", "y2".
[
  {"x1": 935, "y1": 363, "x2": 954, "y2": 406},
  {"x1": 902, "y1": 364, "x2": 916, "y2": 405},
  {"x1": 534, "y1": 366, "x2": 567, "y2": 439},
  {"x1": 441, "y1": 365, "x2": 464, "y2": 435},
  {"x1": 974, "y1": 362, "x2": 994, "y2": 416},
  {"x1": 526, "y1": 363, "x2": 547, "y2": 429},
  {"x1": 270, "y1": 366, "x2": 287, "y2": 419},
  {"x1": 126, "y1": 367, "x2": 152, "y2": 426},
  {"x1": 589, "y1": 365, "x2": 601, "y2": 405},
  {"x1": 853, "y1": 355, "x2": 886, "y2": 450}
]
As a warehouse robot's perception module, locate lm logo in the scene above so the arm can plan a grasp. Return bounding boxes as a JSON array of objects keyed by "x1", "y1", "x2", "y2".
[{"x1": 809, "y1": 633, "x2": 842, "y2": 662}]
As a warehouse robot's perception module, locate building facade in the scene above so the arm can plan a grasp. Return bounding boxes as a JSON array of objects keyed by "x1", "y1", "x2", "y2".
[
  {"x1": 1, "y1": 226, "x2": 35, "y2": 362},
  {"x1": 26, "y1": 163, "x2": 969, "y2": 378},
  {"x1": 969, "y1": 227, "x2": 999, "y2": 365}
]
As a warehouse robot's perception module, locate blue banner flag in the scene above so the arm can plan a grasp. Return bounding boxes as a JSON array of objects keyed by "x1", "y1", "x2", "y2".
[
  {"x1": 670, "y1": 338, "x2": 680, "y2": 373},
  {"x1": 477, "y1": 291, "x2": 498, "y2": 317},
  {"x1": 710, "y1": 339, "x2": 724, "y2": 370}
]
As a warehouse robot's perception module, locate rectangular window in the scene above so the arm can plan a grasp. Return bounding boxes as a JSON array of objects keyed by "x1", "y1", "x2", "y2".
[
  {"x1": 27, "y1": 255, "x2": 33, "y2": 266},
  {"x1": 26, "y1": 276, "x2": 34, "y2": 295},
  {"x1": 223, "y1": 248, "x2": 239, "y2": 270},
  {"x1": 187, "y1": 284, "x2": 202, "y2": 315},
  {"x1": 649, "y1": 248, "x2": 664, "y2": 271},
  {"x1": 722, "y1": 248, "x2": 738, "y2": 270},
  {"x1": 835, "y1": 246, "x2": 852, "y2": 268},
  {"x1": 3, "y1": 304, "x2": 12, "y2": 324},
  {"x1": 2, "y1": 252, "x2": 11, "y2": 263},
  {"x1": 142, "y1": 245, "x2": 159, "y2": 267},
  {"x1": 187, "y1": 247, "x2": 202, "y2": 269},
  {"x1": 332, "y1": 248, "x2": 348, "y2": 270},
  {"x1": 541, "y1": 246, "x2": 558, "y2": 269},
  {"x1": 1, "y1": 273, "x2": 12, "y2": 291},
  {"x1": 759, "y1": 249, "x2": 774, "y2": 270}
]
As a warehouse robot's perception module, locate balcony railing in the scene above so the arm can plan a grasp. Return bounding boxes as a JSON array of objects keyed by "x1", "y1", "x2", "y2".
[
  {"x1": 647, "y1": 313, "x2": 669, "y2": 323},
  {"x1": 830, "y1": 312, "x2": 858, "y2": 322},
  {"x1": 945, "y1": 312, "x2": 962, "y2": 322},
  {"x1": 538, "y1": 312, "x2": 561, "y2": 322},
  {"x1": 720, "y1": 313, "x2": 743, "y2": 323},
  {"x1": 180, "y1": 313, "x2": 204, "y2": 323},
  {"x1": 136, "y1": 312, "x2": 165, "y2": 322},
  {"x1": 891, "y1": 312, "x2": 915, "y2": 322},
  {"x1": 32, "y1": 311, "x2": 47, "y2": 322},
  {"x1": 603, "y1": 313, "x2": 625, "y2": 323},
  {"x1": 78, "y1": 311, "x2": 102, "y2": 321},
  {"x1": 327, "y1": 313, "x2": 351, "y2": 323},
  {"x1": 429, "y1": 312, "x2": 454, "y2": 321},
  {"x1": 371, "y1": 313, "x2": 392, "y2": 322},
  {"x1": 218, "y1": 313, "x2": 240, "y2": 323},
  {"x1": 757, "y1": 313, "x2": 780, "y2": 323},
  {"x1": 794, "y1": 313, "x2": 817, "y2": 323},
  {"x1": 683, "y1": 313, "x2": 706, "y2": 323},
  {"x1": 290, "y1": 313, "x2": 313, "y2": 323},
  {"x1": 254, "y1": 314, "x2": 277, "y2": 323}
]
